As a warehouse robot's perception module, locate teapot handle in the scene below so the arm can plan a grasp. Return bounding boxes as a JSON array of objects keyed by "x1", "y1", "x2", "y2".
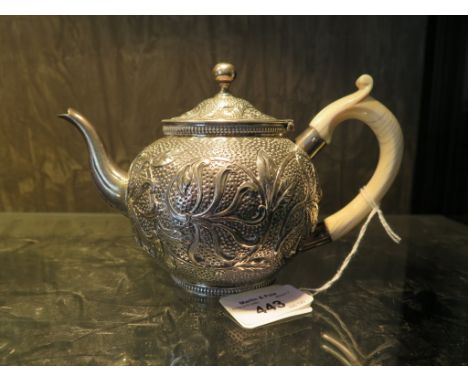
[{"x1": 296, "y1": 74, "x2": 403, "y2": 249}]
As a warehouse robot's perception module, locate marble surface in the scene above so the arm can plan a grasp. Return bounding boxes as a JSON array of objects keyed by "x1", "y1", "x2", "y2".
[{"x1": 0, "y1": 213, "x2": 467, "y2": 365}]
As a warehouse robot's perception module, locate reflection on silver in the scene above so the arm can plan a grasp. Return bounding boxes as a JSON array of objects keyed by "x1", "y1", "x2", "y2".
[
  {"x1": 295, "y1": 127, "x2": 326, "y2": 159},
  {"x1": 297, "y1": 221, "x2": 332, "y2": 250}
]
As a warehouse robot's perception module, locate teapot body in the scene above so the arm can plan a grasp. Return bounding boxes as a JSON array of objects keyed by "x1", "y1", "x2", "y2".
[{"x1": 126, "y1": 135, "x2": 321, "y2": 295}]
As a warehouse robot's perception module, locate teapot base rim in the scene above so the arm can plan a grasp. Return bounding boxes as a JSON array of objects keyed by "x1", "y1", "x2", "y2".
[{"x1": 171, "y1": 275, "x2": 276, "y2": 298}]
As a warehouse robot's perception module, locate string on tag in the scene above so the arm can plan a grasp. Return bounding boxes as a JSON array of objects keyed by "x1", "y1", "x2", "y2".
[{"x1": 302, "y1": 186, "x2": 401, "y2": 296}]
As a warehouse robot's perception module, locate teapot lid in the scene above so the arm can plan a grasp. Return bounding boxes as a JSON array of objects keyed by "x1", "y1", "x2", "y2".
[{"x1": 162, "y1": 63, "x2": 293, "y2": 136}]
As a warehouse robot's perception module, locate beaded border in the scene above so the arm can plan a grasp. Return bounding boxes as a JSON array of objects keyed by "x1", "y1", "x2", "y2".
[
  {"x1": 162, "y1": 123, "x2": 290, "y2": 137},
  {"x1": 171, "y1": 275, "x2": 276, "y2": 297}
]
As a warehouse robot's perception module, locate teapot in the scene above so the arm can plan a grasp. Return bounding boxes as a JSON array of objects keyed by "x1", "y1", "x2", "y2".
[{"x1": 59, "y1": 63, "x2": 403, "y2": 296}]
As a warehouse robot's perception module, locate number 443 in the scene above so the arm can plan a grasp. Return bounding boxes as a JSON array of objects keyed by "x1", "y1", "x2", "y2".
[{"x1": 256, "y1": 300, "x2": 285, "y2": 314}]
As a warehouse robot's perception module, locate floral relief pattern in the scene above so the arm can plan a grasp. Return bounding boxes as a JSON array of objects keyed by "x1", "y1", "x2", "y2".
[
  {"x1": 166, "y1": 92, "x2": 279, "y2": 122},
  {"x1": 127, "y1": 140, "x2": 320, "y2": 275}
]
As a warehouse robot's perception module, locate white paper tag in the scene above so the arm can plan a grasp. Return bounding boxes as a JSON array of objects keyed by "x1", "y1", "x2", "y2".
[{"x1": 219, "y1": 284, "x2": 313, "y2": 329}]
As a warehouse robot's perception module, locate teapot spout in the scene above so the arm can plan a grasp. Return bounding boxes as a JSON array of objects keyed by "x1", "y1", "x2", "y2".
[{"x1": 58, "y1": 108, "x2": 128, "y2": 214}]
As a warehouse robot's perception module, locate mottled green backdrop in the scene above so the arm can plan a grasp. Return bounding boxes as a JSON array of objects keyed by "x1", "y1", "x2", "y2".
[{"x1": 0, "y1": 16, "x2": 426, "y2": 213}]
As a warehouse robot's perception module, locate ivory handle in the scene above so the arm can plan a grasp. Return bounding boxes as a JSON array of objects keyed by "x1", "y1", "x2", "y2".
[{"x1": 296, "y1": 75, "x2": 404, "y2": 241}]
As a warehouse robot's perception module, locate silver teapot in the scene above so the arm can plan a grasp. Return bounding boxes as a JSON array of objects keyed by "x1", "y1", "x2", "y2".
[{"x1": 60, "y1": 63, "x2": 403, "y2": 296}]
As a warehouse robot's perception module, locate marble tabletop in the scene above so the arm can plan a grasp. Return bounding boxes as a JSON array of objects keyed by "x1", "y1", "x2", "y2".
[{"x1": 0, "y1": 213, "x2": 467, "y2": 365}]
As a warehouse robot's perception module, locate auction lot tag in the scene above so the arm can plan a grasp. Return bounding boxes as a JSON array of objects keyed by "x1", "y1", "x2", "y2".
[{"x1": 219, "y1": 284, "x2": 313, "y2": 329}]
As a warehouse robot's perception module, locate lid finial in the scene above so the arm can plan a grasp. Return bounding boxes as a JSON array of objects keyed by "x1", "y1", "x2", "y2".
[
  {"x1": 212, "y1": 62, "x2": 236, "y2": 92},
  {"x1": 162, "y1": 62, "x2": 292, "y2": 129}
]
